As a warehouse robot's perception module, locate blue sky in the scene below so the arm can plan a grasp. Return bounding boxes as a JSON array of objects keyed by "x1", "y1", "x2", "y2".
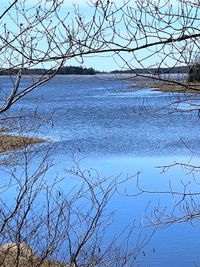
[
  {"x1": 0, "y1": 0, "x2": 126, "y2": 71},
  {"x1": 0, "y1": 0, "x2": 138, "y2": 71},
  {"x1": 58, "y1": 0, "x2": 180, "y2": 71},
  {"x1": 60, "y1": 0, "x2": 131, "y2": 71},
  {"x1": 0, "y1": 0, "x2": 193, "y2": 71}
]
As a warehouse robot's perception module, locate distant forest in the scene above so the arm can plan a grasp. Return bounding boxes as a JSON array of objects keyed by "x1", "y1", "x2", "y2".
[
  {"x1": 0, "y1": 65, "x2": 189, "y2": 75},
  {"x1": 110, "y1": 65, "x2": 189, "y2": 74},
  {"x1": 0, "y1": 66, "x2": 96, "y2": 75}
]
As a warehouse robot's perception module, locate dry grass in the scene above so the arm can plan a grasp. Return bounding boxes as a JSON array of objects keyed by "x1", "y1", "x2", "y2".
[
  {"x1": 0, "y1": 252, "x2": 68, "y2": 267},
  {"x1": 133, "y1": 81, "x2": 200, "y2": 94},
  {"x1": 0, "y1": 134, "x2": 45, "y2": 153}
]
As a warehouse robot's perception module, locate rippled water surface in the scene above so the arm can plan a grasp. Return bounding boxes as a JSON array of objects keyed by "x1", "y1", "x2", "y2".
[
  {"x1": 2, "y1": 74, "x2": 200, "y2": 266},
  {"x1": 6, "y1": 74, "x2": 199, "y2": 157}
]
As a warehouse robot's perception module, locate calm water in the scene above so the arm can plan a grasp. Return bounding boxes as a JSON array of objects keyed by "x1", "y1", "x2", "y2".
[{"x1": 2, "y1": 74, "x2": 200, "y2": 266}]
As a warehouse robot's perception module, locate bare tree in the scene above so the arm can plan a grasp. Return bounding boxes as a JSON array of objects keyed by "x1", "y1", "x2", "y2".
[
  {"x1": 0, "y1": 140, "x2": 151, "y2": 266},
  {"x1": 2, "y1": 0, "x2": 200, "y2": 266},
  {"x1": 2, "y1": 0, "x2": 200, "y2": 100},
  {"x1": 0, "y1": 1, "x2": 148, "y2": 266}
]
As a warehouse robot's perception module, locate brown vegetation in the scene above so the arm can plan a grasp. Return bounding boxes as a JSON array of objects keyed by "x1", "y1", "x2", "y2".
[
  {"x1": 133, "y1": 82, "x2": 200, "y2": 94},
  {"x1": 0, "y1": 252, "x2": 67, "y2": 267},
  {"x1": 0, "y1": 243, "x2": 67, "y2": 267},
  {"x1": 0, "y1": 135, "x2": 45, "y2": 153}
]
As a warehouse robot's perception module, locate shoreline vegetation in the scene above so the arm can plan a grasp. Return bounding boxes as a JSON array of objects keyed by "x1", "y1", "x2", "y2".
[
  {"x1": 131, "y1": 81, "x2": 200, "y2": 94},
  {"x1": 0, "y1": 133, "x2": 45, "y2": 153},
  {"x1": 0, "y1": 65, "x2": 97, "y2": 76}
]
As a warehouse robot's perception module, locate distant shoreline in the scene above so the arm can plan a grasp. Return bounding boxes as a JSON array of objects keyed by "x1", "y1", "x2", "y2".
[{"x1": 0, "y1": 65, "x2": 189, "y2": 76}]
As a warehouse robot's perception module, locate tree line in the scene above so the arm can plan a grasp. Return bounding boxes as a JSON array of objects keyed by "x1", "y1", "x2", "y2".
[
  {"x1": 0, "y1": 65, "x2": 191, "y2": 76},
  {"x1": 0, "y1": 66, "x2": 96, "y2": 75}
]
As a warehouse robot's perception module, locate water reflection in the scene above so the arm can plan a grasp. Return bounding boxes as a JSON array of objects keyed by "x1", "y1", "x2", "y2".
[
  {"x1": 73, "y1": 155, "x2": 200, "y2": 267},
  {"x1": 1, "y1": 74, "x2": 200, "y2": 266}
]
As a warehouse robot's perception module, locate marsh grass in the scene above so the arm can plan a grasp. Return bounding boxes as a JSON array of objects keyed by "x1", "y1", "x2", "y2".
[
  {"x1": 133, "y1": 82, "x2": 200, "y2": 94},
  {"x1": 0, "y1": 134, "x2": 45, "y2": 153}
]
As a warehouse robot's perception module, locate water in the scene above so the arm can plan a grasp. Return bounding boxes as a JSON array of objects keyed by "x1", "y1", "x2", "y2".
[
  {"x1": 7, "y1": 74, "x2": 200, "y2": 157},
  {"x1": 1, "y1": 74, "x2": 200, "y2": 266}
]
